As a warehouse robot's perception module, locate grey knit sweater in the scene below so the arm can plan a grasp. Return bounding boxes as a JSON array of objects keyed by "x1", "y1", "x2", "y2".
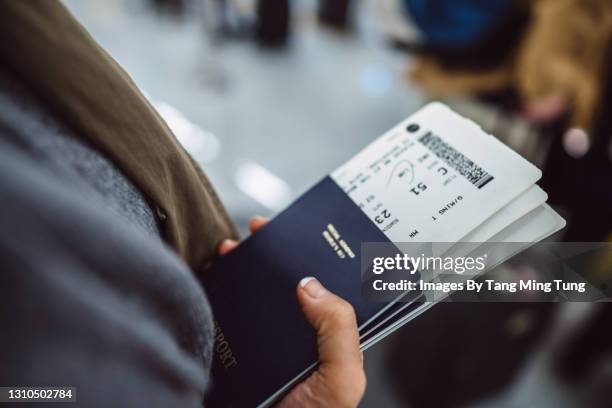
[{"x1": 0, "y1": 73, "x2": 214, "y2": 407}]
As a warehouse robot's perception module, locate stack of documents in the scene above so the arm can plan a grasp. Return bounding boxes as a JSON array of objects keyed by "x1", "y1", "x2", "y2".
[{"x1": 203, "y1": 103, "x2": 565, "y2": 407}]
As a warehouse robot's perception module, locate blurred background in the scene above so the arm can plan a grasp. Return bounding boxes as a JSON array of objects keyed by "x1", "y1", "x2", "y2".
[{"x1": 62, "y1": 0, "x2": 612, "y2": 406}]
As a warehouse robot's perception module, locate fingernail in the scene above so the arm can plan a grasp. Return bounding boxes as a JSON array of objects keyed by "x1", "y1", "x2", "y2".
[{"x1": 299, "y1": 277, "x2": 327, "y2": 298}]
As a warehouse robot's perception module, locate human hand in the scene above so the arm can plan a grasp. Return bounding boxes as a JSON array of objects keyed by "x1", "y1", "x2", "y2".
[{"x1": 217, "y1": 217, "x2": 366, "y2": 408}]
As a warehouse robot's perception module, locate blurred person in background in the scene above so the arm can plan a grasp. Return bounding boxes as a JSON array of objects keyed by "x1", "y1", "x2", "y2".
[
  {"x1": 376, "y1": 1, "x2": 612, "y2": 407},
  {"x1": 379, "y1": 0, "x2": 612, "y2": 241},
  {"x1": 192, "y1": 0, "x2": 354, "y2": 46},
  {"x1": 0, "y1": 1, "x2": 365, "y2": 407}
]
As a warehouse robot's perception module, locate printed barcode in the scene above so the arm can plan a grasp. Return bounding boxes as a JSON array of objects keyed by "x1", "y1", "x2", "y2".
[{"x1": 418, "y1": 131, "x2": 494, "y2": 189}]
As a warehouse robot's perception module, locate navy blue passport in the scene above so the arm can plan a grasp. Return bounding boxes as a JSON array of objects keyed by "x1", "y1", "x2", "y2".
[{"x1": 202, "y1": 176, "x2": 396, "y2": 407}]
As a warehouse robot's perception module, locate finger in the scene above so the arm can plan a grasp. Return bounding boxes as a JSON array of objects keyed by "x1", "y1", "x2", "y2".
[
  {"x1": 218, "y1": 217, "x2": 268, "y2": 257},
  {"x1": 217, "y1": 239, "x2": 238, "y2": 256},
  {"x1": 295, "y1": 277, "x2": 366, "y2": 405},
  {"x1": 297, "y1": 277, "x2": 362, "y2": 369},
  {"x1": 249, "y1": 216, "x2": 268, "y2": 233}
]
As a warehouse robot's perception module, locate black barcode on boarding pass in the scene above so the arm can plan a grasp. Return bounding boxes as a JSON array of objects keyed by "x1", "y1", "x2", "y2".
[{"x1": 418, "y1": 132, "x2": 494, "y2": 189}]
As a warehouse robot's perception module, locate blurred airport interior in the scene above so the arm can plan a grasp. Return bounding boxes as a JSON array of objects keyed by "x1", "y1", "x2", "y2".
[{"x1": 62, "y1": 0, "x2": 611, "y2": 406}]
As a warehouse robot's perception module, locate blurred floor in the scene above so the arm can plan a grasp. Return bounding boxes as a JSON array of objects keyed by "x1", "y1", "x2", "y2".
[{"x1": 63, "y1": 0, "x2": 423, "y2": 232}]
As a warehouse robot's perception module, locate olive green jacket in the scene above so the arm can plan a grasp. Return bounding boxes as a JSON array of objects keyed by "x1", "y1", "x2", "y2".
[{"x1": 0, "y1": 0, "x2": 239, "y2": 274}]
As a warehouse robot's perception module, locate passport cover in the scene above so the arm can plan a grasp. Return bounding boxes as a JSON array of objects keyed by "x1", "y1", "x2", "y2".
[
  {"x1": 202, "y1": 176, "x2": 395, "y2": 407},
  {"x1": 201, "y1": 101, "x2": 559, "y2": 406}
]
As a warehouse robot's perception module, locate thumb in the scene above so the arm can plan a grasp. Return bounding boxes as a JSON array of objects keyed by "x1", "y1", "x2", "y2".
[
  {"x1": 292, "y1": 277, "x2": 365, "y2": 406},
  {"x1": 297, "y1": 277, "x2": 363, "y2": 368}
]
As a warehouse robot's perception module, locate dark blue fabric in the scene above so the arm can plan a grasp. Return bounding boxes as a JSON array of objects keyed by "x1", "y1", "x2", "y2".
[{"x1": 403, "y1": 0, "x2": 513, "y2": 48}]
